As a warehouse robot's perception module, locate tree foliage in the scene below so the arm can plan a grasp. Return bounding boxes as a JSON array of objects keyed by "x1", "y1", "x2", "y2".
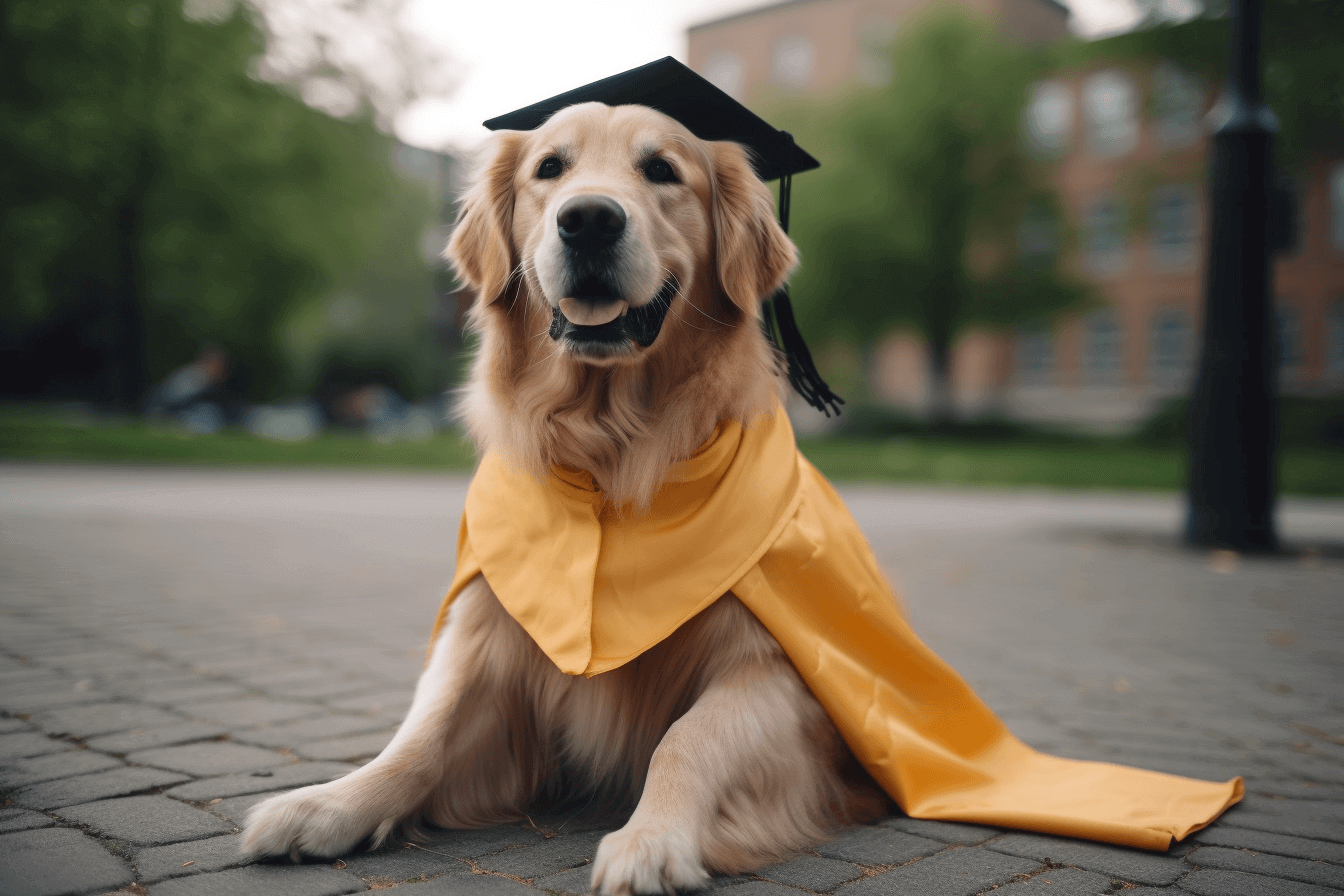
[
  {"x1": 0, "y1": 0, "x2": 435, "y2": 403},
  {"x1": 780, "y1": 8, "x2": 1092, "y2": 414},
  {"x1": 248, "y1": 0, "x2": 457, "y2": 131}
]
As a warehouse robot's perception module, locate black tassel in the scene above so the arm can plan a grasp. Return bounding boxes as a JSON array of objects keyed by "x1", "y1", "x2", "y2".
[{"x1": 763, "y1": 133, "x2": 844, "y2": 417}]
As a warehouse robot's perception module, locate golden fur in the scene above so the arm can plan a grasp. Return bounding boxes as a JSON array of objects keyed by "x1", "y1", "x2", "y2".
[{"x1": 242, "y1": 103, "x2": 885, "y2": 895}]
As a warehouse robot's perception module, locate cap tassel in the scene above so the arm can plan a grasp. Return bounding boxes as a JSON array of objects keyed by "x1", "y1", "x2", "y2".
[{"x1": 763, "y1": 134, "x2": 844, "y2": 417}]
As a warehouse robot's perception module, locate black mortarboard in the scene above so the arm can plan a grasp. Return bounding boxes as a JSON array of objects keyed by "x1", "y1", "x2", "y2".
[
  {"x1": 485, "y1": 57, "x2": 819, "y2": 183},
  {"x1": 484, "y1": 57, "x2": 843, "y2": 417}
]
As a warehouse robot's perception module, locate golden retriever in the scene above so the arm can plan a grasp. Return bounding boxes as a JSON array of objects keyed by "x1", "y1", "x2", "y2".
[{"x1": 241, "y1": 102, "x2": 886, "y2": 894}]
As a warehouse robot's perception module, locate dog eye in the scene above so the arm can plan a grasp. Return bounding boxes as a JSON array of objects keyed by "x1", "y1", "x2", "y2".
[
  {"x1": 642, "y1": 158, "x2": 678, "y2": 184},
  {"x1": 537, "y1": 156, "x2": 564, "y2": 179}
]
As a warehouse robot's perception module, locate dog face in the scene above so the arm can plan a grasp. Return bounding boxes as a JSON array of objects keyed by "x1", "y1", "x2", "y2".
[
  {"x1": 448, "y1": 102, "x2": 797, "y2": 367},
  {"x1": 446, "y1": 103, "x2": 798, "y2": 507},
  {"x1": 520, "y1": 103, "x2": 710, "y2": 363}
]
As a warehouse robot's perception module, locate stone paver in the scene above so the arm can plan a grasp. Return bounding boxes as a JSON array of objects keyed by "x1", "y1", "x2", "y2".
[
  {"x1": 88, "y1": 721, "x2": 230, "y2": 753},
  {"x1": 0, "y1": 730, "x2": 72, "y2": 759},
  {"x1": 0, "y1": 683, "x2": 110, "y2": 712},
  {"x1": 230, "y1": 714, "x2": 390, "y2": 750},
  {"x1": 269, "y1": 677, "x2": 381, "y2": 701},
  {"x1": 1191, "y1": 823, "x2": 1344, "y2": 864},
  {"x1": 139, "y1": 683, "x2": 252, "y2": 705},
  {"x1": 33, "y1": 702, "x2": 187, "y2": 738},
  {"x1": 1219, "y1": 810, "x2": 1344, "y2": 844},
  {"x1": 410, "y1": 873, "x2": 539, "y2": 894},
  {"x1": 338, "y1": 839, "x2": 472, "y2": 883},
  {"x1": 326, "y1": 690, "x2": 412, "y2": 719},
  {"x1": 0, "y1": 807, "x2": 56, "y2": 832},
  {"x1": 188, "y1": 697, "x2": 327, "y2": 728},
  {"x1": 0, "y1": 827, "x2": 134, "y2": 896},
  {"x1": 838, "y1": 846, "x2": 1040, "y2": 896},
  {"x1": 57, "y1": 794, "x2": 235, "y2": 845},
  {"x1": 881, "y1": 816, "x2": 1002, "y2": 845},
  {"x1": 13, "y1": 765, "x2": 191, "y2": 810},
  {"x1": 815, "y1": 824, "x2": 943, "y2": 865},
  {"x1": 703, "y1": 883, "x2": 801, "y2": 896},
  {"x1": 293, "y1": 729, "x2": 396, "y2": 761},
  {"x1": 473, "y1": 829, "x2": 604, "y2": 877},
  {"x1": 1178, "y1": 867, "x2": 1341, "y2": 895},
  {"x1": 531, "y1": 865, "x2": 595, "y2": 895},
  {"x1": 149, "y1": 865, "x2": 368, "y2": 895},
  {"x1": 129, "y1": 741, "x2": 289, "y2": 776},
  {"x1": 1188, "y1": 845, "x2": 1344, "y2": 890},
  {"x1": 2, "y1": 467, "x2": 1342, "y2": 896},
  {"x1": 165, "y1": 761, "x2": 357, "y2": 801},
  {"x1": 135, "y1": 834, "x2": 251, "y2": 883},
  {"x1": 422, "y1": 823, "x2": 548, "y2": 858},
  {"x1": 990, "y1": 867, "x2": 1115, "y2": 894},
  {"x1": 988, "y1": 831, "x2": 1189, "y2": 885},
  {"x1": 757, "y1": 854, "x2": 864, "y2": 891},
  {"x1": 0, "y1": 747, "x2": 122, "y2": 787}
]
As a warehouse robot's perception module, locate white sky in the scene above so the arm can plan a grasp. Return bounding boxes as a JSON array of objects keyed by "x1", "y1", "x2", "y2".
[{"x1": 395, "y1": 0, "x2": 1149, "y2": 154}]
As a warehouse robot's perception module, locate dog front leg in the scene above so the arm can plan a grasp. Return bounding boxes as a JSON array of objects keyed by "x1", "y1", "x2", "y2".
[
  {"x1": 591, "y1": 663, "x2": 830, "y2": 896},
  {"x1": 241, "y1": 577, "x2": 523, "y2": 859}
]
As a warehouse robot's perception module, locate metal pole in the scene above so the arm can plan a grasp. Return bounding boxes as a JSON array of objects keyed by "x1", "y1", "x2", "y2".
[{"x1": 1184, "y1": 0, "x2": 1279, "y2": 551}]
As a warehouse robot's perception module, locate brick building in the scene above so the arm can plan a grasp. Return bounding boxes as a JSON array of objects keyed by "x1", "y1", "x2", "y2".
[{"x1": 687, "y1": 0, "x2": 1344, "y2": 430}]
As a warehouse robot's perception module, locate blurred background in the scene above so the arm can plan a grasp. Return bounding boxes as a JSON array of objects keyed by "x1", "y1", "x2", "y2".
[{"x1": 1, "y1": 0, "x2": 1340, "y2": 496}]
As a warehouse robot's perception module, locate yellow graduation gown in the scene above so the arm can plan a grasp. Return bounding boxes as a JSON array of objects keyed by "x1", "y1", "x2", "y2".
[{"x1": 433, "y1": 404, "x2": 1242, "y2": 851}]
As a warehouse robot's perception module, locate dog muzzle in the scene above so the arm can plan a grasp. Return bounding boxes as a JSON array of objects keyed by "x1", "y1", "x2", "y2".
[{"x1": 549, "y1": 277, "x2": 678, "y2": 349}]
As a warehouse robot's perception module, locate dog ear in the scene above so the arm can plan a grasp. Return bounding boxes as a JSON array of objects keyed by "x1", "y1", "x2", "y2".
[
  {"x1": 711, "y1": 141, "x2": 798, "y2": 315},
  {"x1": 446, "y1": 132, "x2": 526, "y2": 306}
]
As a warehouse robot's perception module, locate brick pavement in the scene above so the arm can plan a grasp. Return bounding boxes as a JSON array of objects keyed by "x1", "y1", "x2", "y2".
[{"x1": 1, "y1": 464, "x2": 1342, "y2": 896}]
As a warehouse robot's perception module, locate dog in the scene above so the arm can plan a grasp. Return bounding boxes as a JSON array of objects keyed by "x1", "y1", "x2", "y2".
[{"x1": 241, "y1": 102, "x2": 888, "y2": 895}]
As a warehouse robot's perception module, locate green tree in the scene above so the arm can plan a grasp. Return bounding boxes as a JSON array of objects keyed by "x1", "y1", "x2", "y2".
[
  {"x1": 783, "y1": 8, "x2": 1091, "y2": 420},
  {"x1": 0, "y1": 0, "x2": 436, "y2": 405}
]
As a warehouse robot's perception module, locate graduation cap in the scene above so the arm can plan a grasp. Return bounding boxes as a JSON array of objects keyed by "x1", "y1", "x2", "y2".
[{"x1": 484, "y1": 57, "x2": 843, "y2": 417}]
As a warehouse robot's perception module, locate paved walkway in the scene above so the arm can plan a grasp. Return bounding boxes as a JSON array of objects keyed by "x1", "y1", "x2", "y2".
[{"x1": 1, "y1": 464, "x2": 1342, "y2": 896}]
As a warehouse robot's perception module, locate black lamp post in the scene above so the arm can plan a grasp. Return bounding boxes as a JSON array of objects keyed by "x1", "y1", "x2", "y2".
[{"x1": 1184, "y1": 0, "x2": 1279, "y2": 552}]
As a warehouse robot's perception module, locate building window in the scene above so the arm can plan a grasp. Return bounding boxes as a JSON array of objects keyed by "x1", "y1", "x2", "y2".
[
  {"x1": 1083, "y1": 309, "x2": 1124, "y2": 386},
  {"x1": 1149, "y1": 184, "x2": 1198, "y2": 269},
  {"x1": 1084, "y1": 196, "x2": 1127, "y2": 276},
  {"x1": 856, "y1": 18, "x2": 896, "y2": 86},
  {"x1": 702, "y1": 50, "x2": 745, "y2": 100},
  {"x1": 1328, "y1": 299, "x2": 1344, "y2": 383},
  {"x1": 771, "y1": 35, "x2": 814, "y2": 89},
  {"x1": 1149, "y1": 307, "x2": 1194, "y2": 388},
  {"x1": 1332, "y1": 163, "x2": 1344, "y2": 251},
  {"x1": 1276, "y1": 303, "x2": 1303, "y2": 384},
  {"x1": 1152, "y1": 62, "x2": 1203, "y2": 149},
  {"x1": 1017, "y1": 202, "x2": 1059, "y2": 265},
  {"x1": 1083, "y1": 70, "x2": 1138, "y2": 158},
  {"x1": 1016, "y1": 324, "x2": 1054, "y2": 385},
  {"x1": 1024, "y1": 80, "x2": 1072, "y2": 157}
]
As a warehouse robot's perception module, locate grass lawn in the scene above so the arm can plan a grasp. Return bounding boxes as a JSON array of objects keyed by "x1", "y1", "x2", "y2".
[
  {"x1": 799, "y1": 437, "x2": 1341, "y2": 496},
  {"x1": 1, "y1": 408, "x2": 1339, "y2": 496},
  {"x1": 0, "y1": 410, "x2": 478, "y2": 470}
]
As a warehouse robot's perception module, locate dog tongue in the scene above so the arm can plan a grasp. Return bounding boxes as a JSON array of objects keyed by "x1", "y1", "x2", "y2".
[{"x1": 558, "y1": 297, "x2": 628, "y2": 327}]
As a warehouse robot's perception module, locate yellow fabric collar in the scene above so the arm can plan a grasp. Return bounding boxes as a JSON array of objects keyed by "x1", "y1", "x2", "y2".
[
  {"x1": 450, "y1": 407, "x2": 799, "y2": 676},
  {"x1": 434, "y1": 404, "x2": 1242, "y2": 850}
]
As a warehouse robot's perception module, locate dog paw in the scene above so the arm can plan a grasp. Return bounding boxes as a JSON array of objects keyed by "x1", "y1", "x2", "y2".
[
  {"x1": 240, "y1": 783, "x2": 396, "y2": 861},
  {"x1": 591, "y1": 824, "x2": 708, "y2": 895}
]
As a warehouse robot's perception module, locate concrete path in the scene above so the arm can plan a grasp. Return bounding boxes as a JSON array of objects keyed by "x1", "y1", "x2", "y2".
[{"x1": 1, "y1": 464, "x2": 1342, "y2": 896}]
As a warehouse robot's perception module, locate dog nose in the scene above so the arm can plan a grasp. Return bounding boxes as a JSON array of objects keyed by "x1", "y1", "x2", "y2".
[{"x1": 557, "y1": 195, "x2": 626, "y2": 253}]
